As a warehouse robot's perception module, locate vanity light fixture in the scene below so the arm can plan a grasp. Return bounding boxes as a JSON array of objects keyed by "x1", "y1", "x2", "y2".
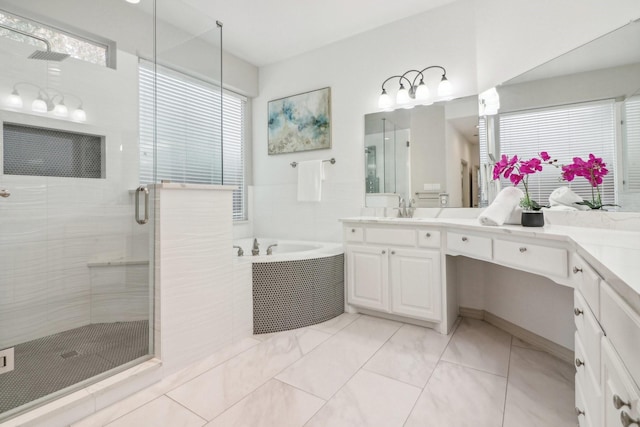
[
  {"x1": 125, "y1": 0, "x2": 141, "y2": 3},
  {"x1": 378, "y1": 65, "x2": 453, "y2": 110},
  {"x1": 6, "y1": 83, "x2": 87, "y2": 122}
]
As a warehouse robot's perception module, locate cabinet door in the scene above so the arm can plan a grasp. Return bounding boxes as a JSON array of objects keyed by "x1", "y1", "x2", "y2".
[
  {"x1": 602, "y1": 338, "x2": 640, "y2": 427},
  {"x1": 346, "y1": 245, "x2": 389, "y2": 311},
  {"x1": 389, "y1": 248, "x2": 441, "y2": 321}
]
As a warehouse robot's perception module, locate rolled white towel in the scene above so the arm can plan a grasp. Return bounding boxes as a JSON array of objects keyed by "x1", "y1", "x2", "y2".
[
  {"x1": 549, "y1": 186, "x2": 590, "y2": 211},
  {"x1": 478, "y1": 187, "x2": 524, "y2": 226}
]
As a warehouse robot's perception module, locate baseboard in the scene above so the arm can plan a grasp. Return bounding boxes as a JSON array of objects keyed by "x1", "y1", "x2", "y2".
[
  {"x1": 459, "y1": 306, "x2": 574, "y2": 364},
  {"x1": 353, "y1": 307, "x2": 439, "y2": 330}
]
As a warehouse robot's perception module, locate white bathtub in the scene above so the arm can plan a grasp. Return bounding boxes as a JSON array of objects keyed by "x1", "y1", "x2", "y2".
[{"x1": 233, "y1": 238, "x2": 343, "y2": 263}]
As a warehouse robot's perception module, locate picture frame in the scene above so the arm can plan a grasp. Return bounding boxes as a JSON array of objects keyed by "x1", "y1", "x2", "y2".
[{"x1": 267, "y1": 87, "x2": 331, "y2": 155}]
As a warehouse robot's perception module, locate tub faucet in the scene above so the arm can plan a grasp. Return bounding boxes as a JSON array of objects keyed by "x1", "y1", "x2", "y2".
[
  {"x1": 233, "y1": 245, "x2": 244, "y2": 257},
  {"x1": 252, "y1": 238, "x2": 260, "y2": 256},
  {"x1": 266, "y1": 243, "x2": 278, "y2": 255}
]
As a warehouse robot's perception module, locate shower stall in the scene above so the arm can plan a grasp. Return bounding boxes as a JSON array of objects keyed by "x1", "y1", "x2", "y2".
[{"x1": 0, "y1": 0, "x2": 223, "y2": 421}]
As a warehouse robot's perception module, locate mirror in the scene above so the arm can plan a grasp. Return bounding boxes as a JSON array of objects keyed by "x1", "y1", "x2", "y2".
[
  {"x1": 480, "y1": 20, "x2": 640, "y2": 211},
  {"x1": 364, "y1": 95, "x2": 480, "y2": 208}
]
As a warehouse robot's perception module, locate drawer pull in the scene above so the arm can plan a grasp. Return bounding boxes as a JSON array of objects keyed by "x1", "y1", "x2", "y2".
[
  {"x1": 426, "y1": 233, "x2": 431, "y2": 238},
  {"x1": 621, "y1": 411, "x2": 640, "y2": 427},
  {"x1": 614, "y1": 395, "x2": 631, "y2": 410},
  {"x1": 574, "y1": 308, "x2": 583, "y2": 316},
  {"x1": 351, "y1": 228, "x2": 355, "y2": 233},
  {"x1": 519, "y1": 247, "x2": 527, "y2": 253},
  {"x1": 461, "y1": 237, "x2": 468, "y2": 242},
  {"x1": 391, "y1": 251, "x2": 396, "y2": 255},
  {"x1": 573, "y1": 266, "x2": 583, "y2": 274},
  {"x1": 382, "y1": 250, "x2": 386, "y2": 254},
  {"x1": 575, "y1": 407, "x2": 585, "y2": 416},
  {"x1": 575, "y1": 358, "x2": 584, "y2": 368}
]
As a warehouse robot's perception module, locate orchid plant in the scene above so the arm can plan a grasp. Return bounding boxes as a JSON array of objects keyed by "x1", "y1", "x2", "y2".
[
  {"x1": 493, "y1": 152, "x2": 556, "y2": 210},
  {"x1": 561, "y1": 154, "x2": 614, "y2": 210}
]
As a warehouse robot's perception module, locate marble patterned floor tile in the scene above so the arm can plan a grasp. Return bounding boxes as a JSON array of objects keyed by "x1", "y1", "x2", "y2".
[
  {"x1": 440, "y1": 318, "x2": 512, "y2": 376},
  {"x1": 73, "y1": 337, "x2": 260, "y2": 427},
  {"x1": 308, "y1": 312, "x2": 360, "y2": 335},
  {"x1": 255, "y1": 327, "x2": 332, "y2": 355},
  {"x1": 166, "y1": 332, "x2": 305, "y2": 420},
  {"x1": 205, "y1": 379, "x2": 324, "y2": 427},
  {"x1": 364, "y1": 324, "x2": 451, "y2": 387},
  {"x1": 276, "y1": 315, "x2": 402, "y2": 399},
  {"x1": 404, "y1": 361, "x2": 507, "y2": 427},
  {"x1": 511, "y1": 337, "x2": 545, "y2": 352},
  {"x1": 502, "y1": 346, "x2": 575, "y2": 427},
  {"x1": 105, "y1": 396, "x2": 205, "y2": 427},
  {"x1": 305, "y1": 369, "x2": 420, "y2": 427}
]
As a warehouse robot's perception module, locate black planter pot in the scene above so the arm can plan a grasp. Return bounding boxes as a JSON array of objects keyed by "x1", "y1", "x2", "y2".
[{"x1": 521, "y1": 210, "x2": 544, "y2": 227}]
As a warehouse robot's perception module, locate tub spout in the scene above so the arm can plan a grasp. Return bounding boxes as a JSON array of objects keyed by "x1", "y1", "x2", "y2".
[
  {"x1": 252, "y1": 238, "x2": 260, "y2": 256},
  {"x1": 233, "y1": 245, "x2": 244, "y2": 257},
  {"x1": 266, "y1": 243, "x2": 278, "y2": 255}
]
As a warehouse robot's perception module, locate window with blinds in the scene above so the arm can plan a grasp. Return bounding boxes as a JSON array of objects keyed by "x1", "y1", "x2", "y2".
[
  {"x1": 623, "y1": 96, "x2": 640, "y2": 192},
  {"x1": 497, "y1": 100, "x2": 617, "y2": 206},
  {"x1": 138, "y1": 60, "x2": 246, "y2": 220}
]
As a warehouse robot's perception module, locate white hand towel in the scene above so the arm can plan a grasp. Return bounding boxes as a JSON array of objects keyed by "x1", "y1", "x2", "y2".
[
  {"x1": 297, "y1": 160, "x2": 324, "y2": 202},
  {"x1": 549, "y1": 186, "x2": 590, "y2": 211},
  {"x1": 478, "y1": 186, "x2": 524, "y2": 226}
]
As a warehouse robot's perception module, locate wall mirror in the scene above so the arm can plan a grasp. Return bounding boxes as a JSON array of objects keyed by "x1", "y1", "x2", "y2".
[
  {"x1": 480, "y1": 20, "x2": 640, "y2": 211},
  {"x1": 364, "y1": 95, "x2": 480, "y2": 208}
]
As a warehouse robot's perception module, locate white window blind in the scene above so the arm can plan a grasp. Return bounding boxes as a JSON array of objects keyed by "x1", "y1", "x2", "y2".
[
  {"x1": 498, "y1": 100, "x2": 616, "y2": 206},
  {"x1": 623, "y1": 96, "x2": 640, "y2": 192},
  {"x1": 139, "y1": 60, "x2": 246, "y2": 220}
]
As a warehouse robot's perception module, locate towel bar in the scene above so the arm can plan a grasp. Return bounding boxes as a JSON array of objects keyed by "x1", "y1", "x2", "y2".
[{"x1": 290, "y1": 158, "x2": 336, "y2": 168}]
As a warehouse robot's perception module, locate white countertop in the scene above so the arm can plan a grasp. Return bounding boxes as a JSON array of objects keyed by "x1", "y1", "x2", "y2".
[{"x1": 341, "y1": 216, "x2": 640, "y2": 313}]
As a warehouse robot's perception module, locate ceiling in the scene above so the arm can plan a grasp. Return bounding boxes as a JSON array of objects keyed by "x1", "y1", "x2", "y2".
[{"x1": 161, "y1": 0, "x2": 457, "y2": 67}]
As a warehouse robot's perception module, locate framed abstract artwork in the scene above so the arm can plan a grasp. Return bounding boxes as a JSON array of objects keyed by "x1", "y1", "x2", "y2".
[{"x1": 268, "y1": 87, "x2": 331, "y2": 155}]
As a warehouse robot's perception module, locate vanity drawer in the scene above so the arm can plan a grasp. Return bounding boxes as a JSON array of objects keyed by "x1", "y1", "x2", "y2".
[
  {"x1": 417, "y1": 230, "x2": 441, "y2": 248},
  {"x1": 575, "y1": 369, "x2": 601, "y2": 427},
  {"x1": 600, "y1": 282, "x2": 640, "y2": 386},
  {"x1": 570, "y1": 253, "x2": 601, "y2": 318},
  {"x1": 574, "y1": 291, "x2": 603, "y2": 383},
  {"x1": 493, "y1": 239, "x2": 568, "y2": 278},
  {"x1": 345, "y1": 226, "x2": 364, "y2": 242},
  {"x1": 366, "y1": 228, "x2": 416, "y2": 246},
  {"x1": 575, "y1": 332, "x2": 601, "y2": 410},
  {"x1": 575, "y1": 376, "x2": 593, "y2": 427},
  {"x1": 446, "y1": 232, "x2": 492, "y2": 260}
]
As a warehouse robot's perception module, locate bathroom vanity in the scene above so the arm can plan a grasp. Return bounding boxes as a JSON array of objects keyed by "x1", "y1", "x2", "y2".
[{"x1": 341, "y1": 216, "x2": 640, "y2": 427}]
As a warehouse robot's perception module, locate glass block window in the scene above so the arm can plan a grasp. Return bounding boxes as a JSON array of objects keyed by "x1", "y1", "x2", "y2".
[
  {"x1": 0, "y1": 10, "x2": 110, "y2": 67},
  {"x1": 3, "y1": 123, "x2": 104, "y2": 178}
]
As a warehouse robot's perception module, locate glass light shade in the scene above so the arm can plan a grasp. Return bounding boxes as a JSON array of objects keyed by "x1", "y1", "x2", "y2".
[
  {"x1": 32, "y1": 98, "x2": 47, "y2": 113},
  {"x1": 415, "y1": 83, "x2": 430, "y2": 102},
  {"x1": 396, "y1": 84, "x2": 411, "y2": 105},
  {"x1": 7, "y1": 91, "x2": 23, "y2": 108},
  {"x1": 438, "y1": 77, "x2": 453, "y2": 97},
  {"x1": 72, "y1": 108, "x2": 87, "y2": 122},
  {"x1": 378, "y1": 90, "x2": 392, "y2": 109},
  {"x1": 53, "y1": 102, "x2": 69, "y2": 117},
  {"x1": 125, "y1": 0, "x2": 141, "y2": 3}
]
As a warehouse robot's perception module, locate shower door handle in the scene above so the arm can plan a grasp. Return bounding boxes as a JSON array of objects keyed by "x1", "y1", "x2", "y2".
[
  {"x1": 135, "y1": 186, "x2": 149, "y2": 225},
  {"x1": 0, "y1": 188, "x2": 10, "y2": 198}
]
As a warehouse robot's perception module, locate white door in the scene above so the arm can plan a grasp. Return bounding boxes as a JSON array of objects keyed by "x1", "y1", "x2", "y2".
[
  {"x1": 389, "y1": 248, "x2": 441, "y2": 321},
  {"x1": 601, "y1": 338, "x2": 640, "y2": 427},
  {"x1": 346, "y1": 245, "x2": 389, "y2": 311}
]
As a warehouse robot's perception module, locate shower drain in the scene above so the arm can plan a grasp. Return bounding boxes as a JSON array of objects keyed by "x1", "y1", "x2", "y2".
[{"x1": 60, "y1": 350, "x2": 80, "y2": 359}]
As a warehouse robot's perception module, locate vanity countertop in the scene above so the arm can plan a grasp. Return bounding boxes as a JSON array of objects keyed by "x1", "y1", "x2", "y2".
[{"x1": 341, "y1": 216, "x2": 640, "y2": 313}]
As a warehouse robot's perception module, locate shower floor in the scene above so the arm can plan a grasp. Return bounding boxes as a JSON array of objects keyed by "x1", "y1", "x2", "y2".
[{"x1": 0, "y1": 320, "x2": 149, "y2": 415}]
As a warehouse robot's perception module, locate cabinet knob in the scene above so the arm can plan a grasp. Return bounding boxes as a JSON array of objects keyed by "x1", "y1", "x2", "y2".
[
  {"x1": 519, "y1": 247, "x2": 527, "y2": 253},
  {"x1": 391, "y1": 251, "x2": 396, "y2": 255},
  {"x1": 614, "y1": 395, "x2": 631, "y2": 410},
  {"x1": 382, "y1": 250, "x2": 386, "y2": 254},
  {"x1": 461, "y1": 237, "x2": 468, "y2": 242},
  {"x1": 351, "y1": 228, "x2": 355, "y2": 233},
  {"x1": 426, "y1": 233, "x2": 431, "y2": 238},
  {"x1": 621, "y1": 411, "x2": 640, "y2": 427},
  {"x1": 575, "y1": 358, "x2": 584, "y2": 368},
  {"x1": 575, "y1": 407, "x2": 585, "y2": 417},
  {"x1": 573, "y1": 266, "x2": 583, "y2": 274},
  {"x1": 574, "y1": 308, "x2": 583, "y2": 316}
]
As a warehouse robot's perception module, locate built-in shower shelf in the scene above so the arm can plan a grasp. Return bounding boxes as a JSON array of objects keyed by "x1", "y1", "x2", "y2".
[{"x1": 87, "y1": 260, "x2": 149, "y2": 267}]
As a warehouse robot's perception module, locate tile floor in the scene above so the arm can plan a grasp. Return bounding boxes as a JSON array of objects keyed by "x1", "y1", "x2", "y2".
[{"x1": 73, "y1": 315, "x2": 577, "y2": 427}]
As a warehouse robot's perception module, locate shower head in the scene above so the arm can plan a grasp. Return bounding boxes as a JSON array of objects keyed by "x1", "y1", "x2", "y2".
[
  {"x1": 28, "y1": 50, "x2": 70, "y2": 61},
  {"x1": 0, "y1": 23, "x2": 69, "y2": 61}
]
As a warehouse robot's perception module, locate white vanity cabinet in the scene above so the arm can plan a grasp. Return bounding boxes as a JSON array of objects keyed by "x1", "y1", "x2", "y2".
[
  {"x1": 602, "y1": 338, "x2": 640, "y2": 427},
  {"x1": 344, "y1": 224, "x2": 443, "y2": 323}
]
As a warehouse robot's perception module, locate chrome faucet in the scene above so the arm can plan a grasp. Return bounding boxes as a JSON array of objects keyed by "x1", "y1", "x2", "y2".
[
  {"x1": 398, "y1": 197, "x2": 407, "y2": 218},
  {"x1": 407, "y1": 198, "x2": 416, "y2": 218},
  {"x1": 233, "y1": 245, "x2": 244, "y2": 257},
  {"x1": 251, "y1": 238, "x2": 260, "y2": 256},
  {"x1": 266, "y1": 243, "x2": 278, "y2": 255}
]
